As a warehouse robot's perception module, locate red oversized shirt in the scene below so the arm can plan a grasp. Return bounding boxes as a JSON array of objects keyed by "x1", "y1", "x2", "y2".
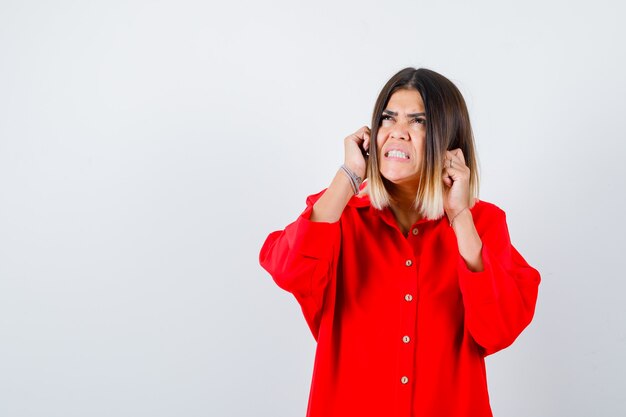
[{"x1": 259, "y1": 188, "x2": 540, "y2": 417}]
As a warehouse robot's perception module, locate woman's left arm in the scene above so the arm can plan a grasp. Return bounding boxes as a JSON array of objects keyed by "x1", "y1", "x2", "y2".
[
  {"x1": 443, "y1": 148, "x2": 540, "y2": 356},
  {"x1": 453, "y1": 207, "x2": 541, "y2": 356}
]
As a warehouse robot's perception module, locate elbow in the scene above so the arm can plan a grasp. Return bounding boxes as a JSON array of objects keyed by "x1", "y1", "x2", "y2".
[
  {"x1": 472, "y1": 310, "x2": 537, "y2": 357},
  {"x1": 476, "y1": 330, "x2": 519, "y2": 357}
]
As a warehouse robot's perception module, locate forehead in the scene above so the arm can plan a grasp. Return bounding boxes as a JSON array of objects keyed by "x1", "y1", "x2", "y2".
[{"x1": 386, "y1": 89, "x2": 425, "y2": 112}]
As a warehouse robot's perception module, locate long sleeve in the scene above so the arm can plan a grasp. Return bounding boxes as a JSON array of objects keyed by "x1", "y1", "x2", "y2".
[
  {"x1": 259, "y1": 191, "x2": 341, "y2": 339},
  {"x1": 457, "y1": 206, "x2": 541, "y2": 356}
]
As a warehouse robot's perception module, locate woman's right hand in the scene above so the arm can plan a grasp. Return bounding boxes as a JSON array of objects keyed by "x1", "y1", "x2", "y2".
[
  {"x1": 343, "y1": 126, "x2": 370, "y2": 179},
  {"x1": 311, "y1": 126, "x2": 371, "y2": 223}
]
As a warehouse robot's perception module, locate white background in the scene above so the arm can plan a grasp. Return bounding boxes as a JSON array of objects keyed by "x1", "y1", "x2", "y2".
[{"x1": 1, "y1": 0, "x2": 625, "y2": 416}]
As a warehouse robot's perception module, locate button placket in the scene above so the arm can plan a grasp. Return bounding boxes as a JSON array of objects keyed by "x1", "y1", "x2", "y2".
[{"x1": 398, "y1": 249, "x2": 418, "y2": 402}]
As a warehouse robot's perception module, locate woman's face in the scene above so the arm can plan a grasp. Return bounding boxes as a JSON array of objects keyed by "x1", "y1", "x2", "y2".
[{"x1": 376, "y1": 88, "x2": 427, "y2": 187}]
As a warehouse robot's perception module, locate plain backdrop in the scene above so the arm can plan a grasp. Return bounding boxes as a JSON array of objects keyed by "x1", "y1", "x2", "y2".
[{"x1": 1, "y1": 0, "x2": 625, "y2": 416}]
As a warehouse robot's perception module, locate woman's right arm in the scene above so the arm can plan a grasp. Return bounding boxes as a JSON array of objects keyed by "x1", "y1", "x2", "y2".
[
  {"x1": 258, "y1": 126, "x2": 370, "y2": 337},
  {"x1": 310, "y1": 125, "x2": 370, "y2": 222}
]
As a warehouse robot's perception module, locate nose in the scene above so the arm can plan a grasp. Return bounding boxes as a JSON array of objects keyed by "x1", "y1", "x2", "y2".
[{"x1": 389, "y1": 122, "x2": 410, "y2": 141}]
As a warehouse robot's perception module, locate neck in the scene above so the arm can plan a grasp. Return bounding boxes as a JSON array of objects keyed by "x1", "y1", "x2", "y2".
[
  {"x1": 387, "y1": 180, "x2": 420, "y2": 209},
  {"x1": 387, "y1": 181, "x2": 422, "y2": 235}
]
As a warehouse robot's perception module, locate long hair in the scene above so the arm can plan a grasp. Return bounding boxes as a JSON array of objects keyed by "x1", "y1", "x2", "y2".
[{"x1": 367, "y1": 67, "x2": 480, "y2": 219}]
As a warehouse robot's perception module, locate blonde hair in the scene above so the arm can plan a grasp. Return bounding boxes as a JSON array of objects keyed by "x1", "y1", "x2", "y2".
[{"x1": 366, "y1": 68, "x2": 480, "y2": 220}]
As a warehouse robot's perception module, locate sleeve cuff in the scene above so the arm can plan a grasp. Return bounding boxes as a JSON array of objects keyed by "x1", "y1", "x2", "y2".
[
  {"x1": 286, "y1": 204, "x2": 341, "y2": 260},
  {"x1": 457, "y1": 244, "x2": 499, "y2": 305}
]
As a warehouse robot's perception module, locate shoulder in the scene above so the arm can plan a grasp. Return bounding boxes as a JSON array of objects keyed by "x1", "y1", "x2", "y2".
[
  {"x1": 469, "y1": 199, "x2": 508, "y2": 233},
  {"x1": 470, "y1": 199, "x2": 505, "y2": 217}
]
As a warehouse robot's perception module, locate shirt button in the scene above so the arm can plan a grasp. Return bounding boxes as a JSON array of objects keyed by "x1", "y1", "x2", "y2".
[
  {"x1": 401, "y1": 376, "x2": 409, "y2": 384},
  {"x1": 405, "y1": 259, "x2": 413, "y2": 267},
  {"x1": 402, "y1": 335, "x2": 410, "y2": 343},
  {"x1": 404, "y1": 294, "x2": 413, "y2": 302},
  {"x1": 412, "y1": 227, "x2": 419, "y2": 235}
]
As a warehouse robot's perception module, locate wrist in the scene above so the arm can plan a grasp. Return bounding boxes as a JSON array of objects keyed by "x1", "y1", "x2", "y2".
[
  {"x1": 449, "y1": 207, "x2": 470, "y2": 228},
  {"x1": 339, "y1": 164, "x2": 363, "y2": 195},
  {"x1": 343, "y1": 160, "x2": 366, "y2": 179}
]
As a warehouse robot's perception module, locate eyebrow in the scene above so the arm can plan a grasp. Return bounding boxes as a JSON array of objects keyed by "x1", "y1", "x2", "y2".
[{"x1": 382, "y1": 110, "x2": 426, "y2": 117}]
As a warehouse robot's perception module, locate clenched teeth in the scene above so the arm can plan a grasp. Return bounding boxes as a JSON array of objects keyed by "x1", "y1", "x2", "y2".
[{"x1": 386, "y1": 150, "x2": 409, "y2": 159}]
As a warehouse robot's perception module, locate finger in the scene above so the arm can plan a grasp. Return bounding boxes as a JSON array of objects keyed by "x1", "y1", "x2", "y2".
[
  {"x1": 453, "y1": 148, "x2": 466, "y2": 165},
  {"x1": 443, "y1": 157, "x2": 455, "y2": 170},
  {"x1": 345, "y1": 135, "x2": 363, "y2": 149},
  {"x1": 348, "y1": 132, "x2": 365, "y2": 143},
  {"x1": 446, "y1": 149, "x2": 466, "y2": 165},
  {"x1": 445, "y1": 152, "x2": 466, "y2": 170},
  {"x1": 351, "y1": 129, "x2": 364, "y2": 142},
  {"x1": 443, "y1": 159, "x2": 464, "y2": 178}
]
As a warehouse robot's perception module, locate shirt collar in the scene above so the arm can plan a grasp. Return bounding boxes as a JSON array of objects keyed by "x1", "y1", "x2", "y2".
[{"x1": 348, "y1": 185, "x2": 444, "y2": 229}]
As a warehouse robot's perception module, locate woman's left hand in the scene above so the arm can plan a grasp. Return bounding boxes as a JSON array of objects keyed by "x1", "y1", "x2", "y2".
[{"x1": 442, "y1": 149, "x2": 471, "y2": 220}]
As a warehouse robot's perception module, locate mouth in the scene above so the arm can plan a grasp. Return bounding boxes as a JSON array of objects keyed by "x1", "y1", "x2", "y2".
[{"x1": 384, "y1": 149, "x2": 410, "y2": 160}]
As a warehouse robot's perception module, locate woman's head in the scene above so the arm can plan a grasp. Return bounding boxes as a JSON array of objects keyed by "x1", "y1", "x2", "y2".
[{"x1": 367, "y1": 67, "x2": 480, "y2": 219}]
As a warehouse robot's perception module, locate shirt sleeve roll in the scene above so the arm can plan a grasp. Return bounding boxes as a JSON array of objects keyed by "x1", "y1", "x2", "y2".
[{"x1": 457, "y1": 207, "x2": 541, "y2": 356}]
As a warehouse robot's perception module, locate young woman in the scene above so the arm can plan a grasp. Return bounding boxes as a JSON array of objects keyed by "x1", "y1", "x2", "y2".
[{"x1": 259, "y1": 67, "x2": 541, "y2": 417}]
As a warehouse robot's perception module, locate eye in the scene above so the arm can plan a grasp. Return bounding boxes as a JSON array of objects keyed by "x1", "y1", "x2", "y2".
[
  {"x1": 380, "y1": 114, "x2": 394, "y2": 126},
  {"x1": 414, "y1": 117, "x2": 426, "y2": 125}
]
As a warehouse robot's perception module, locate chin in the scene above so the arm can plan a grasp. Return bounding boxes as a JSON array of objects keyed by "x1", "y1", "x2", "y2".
[
  {"x1": 381, "y1": 170, "x2": 421, "y2": 188},
  {"x1": 381, "y1": 175, "x2": 413, "y2": 187},
  {"x1": 381, "y1": 168, "x2": 416, "y2": 183}
]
